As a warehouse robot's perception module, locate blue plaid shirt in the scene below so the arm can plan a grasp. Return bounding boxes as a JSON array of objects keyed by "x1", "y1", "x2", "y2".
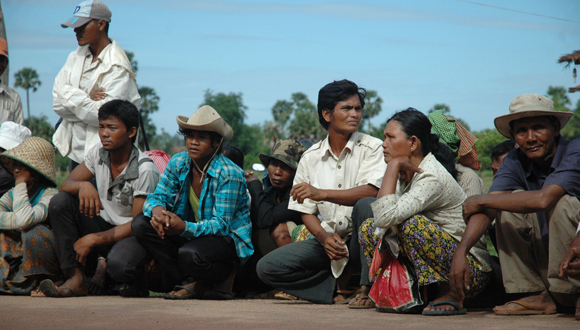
[{"x1": 143, "y1": 152, "x2": 253, "y2": 263}]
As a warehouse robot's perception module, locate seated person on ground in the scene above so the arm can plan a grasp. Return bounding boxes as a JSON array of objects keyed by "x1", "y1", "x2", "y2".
[
  {"x1": 429, "y1": 109, "x2": 483, "y2": 196},
  {"x1": 0, "y1": 121, "x2": 31, "y2": 197},
  {"x1": 246, "y1": 139, "x2": 306, "y2": 247},
  {"x1": 352, "y1": 108, "x2": 491, "y2": 314},
  {"x1": 256, "y1": 79, "x2": 386, "y2": 305},
  {"x1": 39, "y1": 99, "x2": 160, "y2": 297},
  {"x1": 0, "y1": 137, "x2": 60, "y2": 295},
  {"x1": 458, "y1": 94, "x2": 580, "y2": 320},
  {"x1": 131, "y1": 105, "x2": 253, "y2": 300}
]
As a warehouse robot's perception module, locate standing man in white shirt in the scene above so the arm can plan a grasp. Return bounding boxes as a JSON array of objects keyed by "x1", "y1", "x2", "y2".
[
  {"x1": 0, "y1": 38, "x2": 24, "y2": 125},
  {"x1": 53, "y1": 0, "x2": 140, "y2": 168},
  {"x1": 257, "y1": 79, "x2": 386, "y2": 304}
]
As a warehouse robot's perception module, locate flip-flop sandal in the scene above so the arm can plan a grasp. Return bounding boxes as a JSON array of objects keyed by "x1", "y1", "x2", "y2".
[
  {"x1": 274, "y1": 291, "x2": 298, "y2": 300},
  {"x1": 162, "y1": 285, "x2": 199, "y2": 300},
  {"x1": 422, "y1": 301, "x2": 467, "y2": 316},
  {"x1": 203, "y1": 289, "x2": 234, "y2": 300},
  {"x1": 348, "y1": 295, "x2": 375, "y2": 309},
  {"x1": 493, "y1": 300, "x2": 556, "y2": 315},
  {"x1": 335, "y1": 289, "x2": 361, "y2": 305},
  {"x1": 38, "y1": 279, "x2": 75, "y2": 298}
]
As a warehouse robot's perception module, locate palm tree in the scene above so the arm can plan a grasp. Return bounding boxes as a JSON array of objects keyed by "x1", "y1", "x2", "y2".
[{"x1": 14, "y1": 67, "x2": 41, "y2": 122}]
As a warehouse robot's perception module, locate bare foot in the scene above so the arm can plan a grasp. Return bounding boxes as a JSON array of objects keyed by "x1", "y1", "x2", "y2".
[
  {"x1": 88, "y1": 258, "x2": 108, "y2": 295},
  {"x1": 348, "y1": 286, "x2": 373, "y2": 309},
  {"x1": 166, "y1": 282, "x2": 208, "y2": 298},
  {"x1": 493, "y1": 290, "x2": 556, "y2": 315},
  {"x1": 31, "y1": 280, "x2": 63, "y2": 297}
]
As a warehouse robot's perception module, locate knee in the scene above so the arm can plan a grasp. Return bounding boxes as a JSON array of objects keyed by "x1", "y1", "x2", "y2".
[
  {"x1": 106, "y1": 253, "x2": 131, "y2": 282},
  {"x1": 131, "y1": 213, "x2": 151, "y2": 238},
  {"x1": 48, "y1": 192, "x2": 75, "y2": 214},
  {"x1": 270, "y1": 224, "x2": 291, "y2": 243},
  {"x1": 256, "y1": 257, "x2": 273, "y2": 283},
  {"x1": 352, "y1": 197, "x2": 375, "y2": 226}
]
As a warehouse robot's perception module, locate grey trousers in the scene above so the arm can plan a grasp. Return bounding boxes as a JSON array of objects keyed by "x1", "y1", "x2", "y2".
[
  {"x1": 496, "y1": 193, "x2": 580, "y2": 305},
  {"x1": 351, "y1": 197, "x2": 375, "y2": 286},
  {"x1": 257, "y1": 238, "x2": 336, "y2": 304}
]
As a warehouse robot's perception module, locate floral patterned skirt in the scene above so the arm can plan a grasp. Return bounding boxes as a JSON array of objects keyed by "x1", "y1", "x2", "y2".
[
  {"x1": 291, "y1": 224, "x2": 312, "y2": 242},
  {"x1": 359, "y1": 214, "x2": 490, "y2": 298},
  {"x1": 0, "y1": 224, "x2": 60, "y2": 295}
]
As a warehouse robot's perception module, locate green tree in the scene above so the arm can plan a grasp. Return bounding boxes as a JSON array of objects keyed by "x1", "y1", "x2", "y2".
[
  {"x1": 545, "y1": 86, "x2": 580, "y2": 139},
  {"x1": 124, "y1": 51, "x2": 161, "y2": 150},
  {"x1": 138, "y1": 86, "x2": 160, "y2": 149},
  {"x1": 474, "y1": 128, "x2": 508, "y2": 172},
  {"x1": 360, "y1": 90, "x2": 383, "y2": 134},
  {"x1": 14, "y1": 67, "x2": 41, "y2": 122},
  {"x1": 202, "y1": 90, "x2": 268, "y2": 168},
  {"x1": 272, "y1": 92, "x2": 325, "y2": 142}
]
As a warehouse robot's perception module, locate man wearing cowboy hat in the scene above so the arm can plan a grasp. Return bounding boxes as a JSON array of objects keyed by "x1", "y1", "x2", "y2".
[
  {"x1": 53, "y1": 0, "x2": 140, "y2": 169},
  {"x1": 131, "y1": 105, "x2": 252, "y2": 300},
  {"x1": 453, "y1": 93, "x2": 580, "y2": 318},
  {"x1": 0, "y1": 38, "x2": 24, "y2": 125}
]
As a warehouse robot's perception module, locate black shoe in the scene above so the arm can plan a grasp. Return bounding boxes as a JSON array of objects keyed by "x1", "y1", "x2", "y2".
[{"x1": 119, "y1": 284, "x2": 149, "y2": 298}]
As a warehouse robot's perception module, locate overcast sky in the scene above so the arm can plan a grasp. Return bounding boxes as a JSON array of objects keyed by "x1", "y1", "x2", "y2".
[{"x1": 5, "y1": 0, "x2": 580, "y2": 136}]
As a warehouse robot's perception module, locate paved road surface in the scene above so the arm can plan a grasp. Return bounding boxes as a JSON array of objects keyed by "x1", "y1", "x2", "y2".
[{"x1": 1, "y1": 296, "x2": 577, "y2": 329}]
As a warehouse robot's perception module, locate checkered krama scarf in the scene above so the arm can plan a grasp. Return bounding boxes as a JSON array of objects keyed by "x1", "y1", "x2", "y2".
[{"x1": 429, "y1": 110, "x2": 479, "y2": 170}]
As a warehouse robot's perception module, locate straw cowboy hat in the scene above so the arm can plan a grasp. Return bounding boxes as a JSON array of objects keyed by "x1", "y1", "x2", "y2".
[
  {"x1": 0, "y1": 137, "x2": 57, "y2": 187},
  {"x1": 259, "y1": 139, "x2": 306, "y2": 170},
  {"x1": 494, "y1": 93, "x2": 573, "y2": 139},
  {"x1": 176, "y1": 105, "x2": 233, "y2": 142}
]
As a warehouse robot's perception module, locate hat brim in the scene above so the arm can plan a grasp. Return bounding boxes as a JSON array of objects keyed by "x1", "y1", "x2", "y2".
[
  {"x1": 176, "y1": 115, "x2": 233, "y2": 142},
  {"x1": 0, "y1": 136, "x2": 21, "y2": 151},
  {"x1": 494, "y1": 110, "x2": 573, "y2": 139},
  {"x1": 0, "y1": 154, "x2": 56, "y2": 187},
  {"x1": 258, "y1": 153, "x2": 297, "y2": 170},
  {"x1": 61, "y1": 16, "x2": 91, "y2": 28}
]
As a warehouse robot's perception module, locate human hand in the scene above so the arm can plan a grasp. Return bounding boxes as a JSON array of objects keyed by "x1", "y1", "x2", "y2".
[
  {"x1": 389, "y1": 157, "x2": 423, "y2": 183},
  {"x1": 13, "y1": 166, "x2": 33, "y2": 186},
  {"x1": 559, "y1": 233, "x2": 580, "y2": 280},
  {"x1": 449, "y1": 251, "x2": 471, "y2": 301},
  {"x1": 74, "y1": 234, "x2": 95, "y2": 265},
  {"x1": 78, "y1": 182, "x2": 104, "y2": 217},
  {"x1": 322, "y1": 233, "x2": 348, "y2": 260},
  {"x1": 90, "y1": 87, "x2": 107, "y2": 101},
  {"x1": 462, "y1": 195, "x2": 484, "y2": 221},
  {"x1": 160, "y1": 210, "x2": 186, "y2": 236},
  {"x1": 150, "y1": 206, "x2": 170, "y2": 238},
  {"x1": 245, "y1": 171, "x2": 259, "y2": 183},
  {"x1": 290, "y1": 182, "x2": 325, "y2": 204}
]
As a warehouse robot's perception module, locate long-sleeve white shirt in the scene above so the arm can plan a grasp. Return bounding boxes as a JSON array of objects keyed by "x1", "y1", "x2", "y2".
[{"x1": 52, "y1": 39, "x2": 140, "y2": 163}]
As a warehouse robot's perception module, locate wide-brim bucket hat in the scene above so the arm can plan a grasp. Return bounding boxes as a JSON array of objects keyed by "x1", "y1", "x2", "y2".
[
  {"x1": 259, "y1": 139, "x2": 306, "y2": 170},
  {"x1": 494, "y1": 93, "x2": 573, "y2": 139},
  {"x1": 176, "y1": 105, "x2": 233, "y2": 143},
  {"x1": 0, "y1": 137, "x2": 57, "y2": 187}
]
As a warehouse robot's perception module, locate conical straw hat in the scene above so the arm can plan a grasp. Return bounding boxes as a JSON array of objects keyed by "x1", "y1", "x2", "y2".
[{"x1": 0, "y1": 137, "x2": 57, "y2": 186}]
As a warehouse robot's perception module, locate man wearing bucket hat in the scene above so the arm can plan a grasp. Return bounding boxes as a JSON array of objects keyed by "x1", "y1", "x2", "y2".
[
  {"x1": 53, "y1": 0, "x2": 140, "y2": 168},
  {"x1": 246, "y1": 139, "x2": 306, "y2": 247},
  {"x1": 0, "y1": 137, "x2": 60, "y2": 294},
  {"x1": 131, "y1": 105, "x2": 252, "y2": 300},
  {"x1": 0, "y1": 121, "x2": 31, "y2": 196},
  {"x1": 0, "y1": 38, "x2": 24, "y2": 125},
  {"x1": 453, "y1": 93, "x2": 580, "y2": 319}
]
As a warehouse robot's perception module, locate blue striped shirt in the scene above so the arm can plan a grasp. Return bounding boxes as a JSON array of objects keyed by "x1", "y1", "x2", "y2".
[{"x1": 143, "y1": 152, "x2": 253, "y2": 263}]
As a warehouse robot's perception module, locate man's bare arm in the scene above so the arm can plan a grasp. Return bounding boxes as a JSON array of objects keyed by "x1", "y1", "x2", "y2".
[{"x1": 290, "y1": 183, "x2": 378, "y2": 206}]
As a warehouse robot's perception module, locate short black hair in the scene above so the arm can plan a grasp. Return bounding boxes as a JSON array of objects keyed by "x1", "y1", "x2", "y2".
[
  {"x1": 98, "y1": 99, "x2": 139, "y2": 143},
  {"x1": 491, "y1": 140, "x2": 516, "y2": 161},
  {"x1": 222, "y1": 144, "x2": 244, "y2": 169},
  {"x1": 317, "y1": 79, "x2": 366, "y2": 130}
]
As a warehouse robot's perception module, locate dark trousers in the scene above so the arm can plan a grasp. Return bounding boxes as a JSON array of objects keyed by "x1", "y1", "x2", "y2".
[
  {"x1": 256, "y1": 238, "x2": 337, "y2": 304},
  {"x1": 48, "y1": 192, "x2": 115, "y2": 270},
  {"x1": 131, "y1": 213, "x2": 238, "y2": 291},
  {"x1": 350, "y1": 197, "x2": 375, "y2": 286}
]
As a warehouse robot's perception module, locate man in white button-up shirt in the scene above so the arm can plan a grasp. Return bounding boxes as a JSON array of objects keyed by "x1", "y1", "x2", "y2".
[
  {"x1": 53, "y1": 1, "x2": 140, "y2": 168},
  {"x1": 257, "y1": 79, "x2": 386, "y2": 304}
]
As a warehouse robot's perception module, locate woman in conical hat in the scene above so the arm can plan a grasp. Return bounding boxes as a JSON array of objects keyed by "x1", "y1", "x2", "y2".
[
  {"x1": 131, "y1": 105, "x2": 253, "y2": 299},
  {"x1": 0, "y1": 137, "x2": 60, "y2": 295}
]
